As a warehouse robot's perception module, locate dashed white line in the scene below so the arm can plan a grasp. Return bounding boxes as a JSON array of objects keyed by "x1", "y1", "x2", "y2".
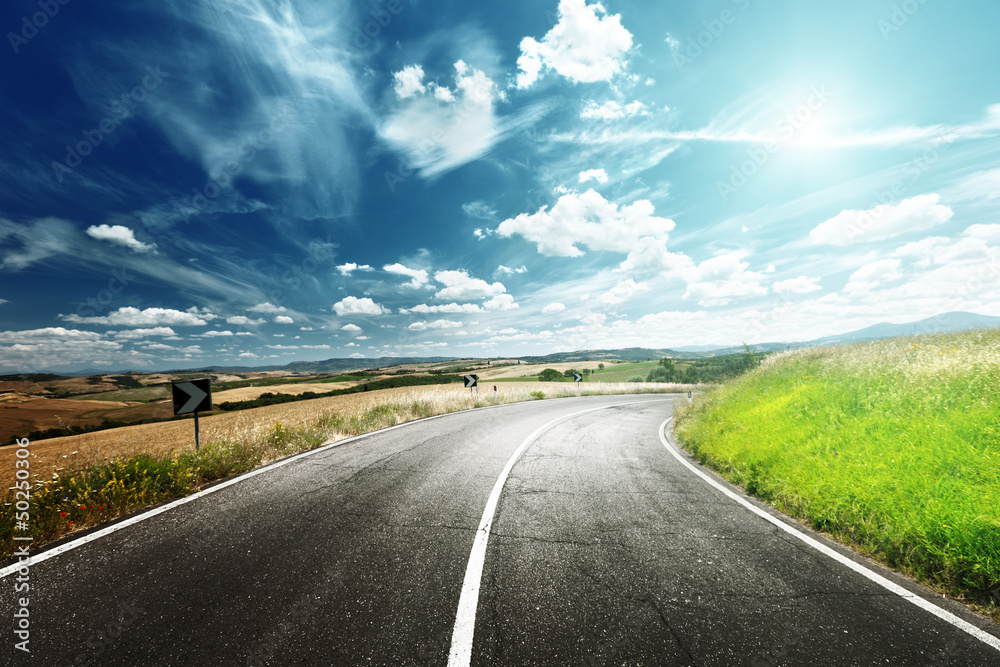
[{"x1": 658, "y1": 417, "x2": 1000, "y2": 654}]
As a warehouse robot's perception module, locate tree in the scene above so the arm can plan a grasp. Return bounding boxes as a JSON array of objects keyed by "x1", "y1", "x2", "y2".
[
  {"x1": 538, "y1": 368, "x2": 562, "y2": 382},
  {"x1": 656, "y1": 358, "x2": 677, "y2": 382},
  {"x1": 683, "y1": 366, "x2": 699, "y2": 383},
  {"x1": 598, "y1": 363, "x2": 605, "y2": 370},
  {"x1": 646, "y1": 366, "x2": 672, "y2": 383},
  {"x1": 582, "y1": 368, "x2": 591, "y2": 375},
  {"x1": 626, "y1": 376, "x2": 645, "y2": 383},
  {"x1": 563, "y1": 368, "x2": 579, "y2": 378}
]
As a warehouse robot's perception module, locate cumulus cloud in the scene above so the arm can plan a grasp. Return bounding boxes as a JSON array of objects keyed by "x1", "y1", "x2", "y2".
[
  {"x1": 336, "y1": 263, "x2": 374, "y2": 275},
  {"x1": 578, "y1": 168, "x2": 608, "y2": 184},
  {"x1": 341, "y1": 324, "x2": 362, "y2": 332},
  {"x1": 683, "y1": 253, "x2": 768, "y2": 307},
  {"x1": 274, "y1": 315, "x2": 294, "y2": 324},
  {"x1": 809, "y1": 194, "x2": 953, "y2": 246},
  {"x1": 399, "y1": 303, "x2": 482, "y2": 314},
  {"x1": 384, "y1": 263, "x2": 430, "y2": 289},
  {"x1": 226, "y1": 315, "x2": 266, "y2": 325},
  {"x1": 381, "y1": 61, "x2": 502, "y2": 178},
  {"x1": 772, "y1": 276, "x2": 823, "y2": 294},
  {"x1": 542, "y1": 302, "x2": 566, "y2": 314},
  {"x1": 333, "y1": 296, "x2": 389, "y2": 316},
  {"x1": 86, "y1": 224, "x2": 156, "y2": 253},
  {"x1": 580, "y1": 100, "x2": 648, "y2": 121},
  {"x1": 497, "y1": 189, "x2": 675, "y2": 257},
  {"x1": 600, "y1": 279, "x2": 650, "y2": 305},
  {"x1": 483, "y1": 294, "x2": 519, "y2": 310},
  {"x1": 61, "y1": 306, "x2": 213, "y2": 326},
  {"x1": 248, "y1": 302, "x2": 287, "y2": 313},
  {"x1": 496, "y1": 264, "x2": 528, "y2": 275},
  {"x1": 111, "y1": 327, "x2": 176, "y2": 339},
  {"x1": 408, "y1": 319, "x2": 463, "y2": 331},
  {"x1": 201, "y1": 330, "x2": 234, "y2": 337},
  {"x1": 515, "y1": 0, "x2": 633, "y2": 88},
  {"x1": 844, "y1": 259, "x2": 905, "y2": 294},
  {"x1": 434, "y1": 270, "x2": 506, "y2": 300},
  {"x1": 393, "y1": 65, "x2": 426, "y2": 99}
]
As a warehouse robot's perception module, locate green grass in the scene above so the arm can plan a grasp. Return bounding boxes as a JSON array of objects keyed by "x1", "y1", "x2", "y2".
[{"x1": 674, "y1": 329, "x2": 1000, "y2": 616}]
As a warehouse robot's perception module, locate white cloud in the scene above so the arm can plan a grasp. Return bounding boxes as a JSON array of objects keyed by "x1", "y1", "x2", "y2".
[
  {"x1": 844, "y1": 259, "x2": 905, "y2": 294},
  {"x1": 301, "y1": 344, "x2": 331, "y2": 350},
  {"x1": 341, "y1": 324, "x2": 362, "y2": 332},
  {"x1": 683, "y1": 253, "x2": 768, "y2": 307},
  {"x1": 580, "y1": 100, "x2": 648, "y2": 121},
  {"x1": 772, "y1": 276, "x2": 823, "y2": 294},
  {"x1": 226, "y1": 315, "x2": 266, "y2": 325},
  {"x1": 515, "y1": 0, "x2": 634, "y2": 88},
  {"x1": 86, "y1": 224, "x2": 156, "y2": 253},
  {"x1": 333, "y1": 296, "x2": 389, "y2": 316},
  {"x1": 349, "y1": 352, "x2": 366, "y2": 359},
  {"x1": 384, "y1": 263, "x2": 430, "y2": 289},
  {"x1": 408, "y1": 319, "x2": 463, "y2": 331},
  {"x1": 462, "y1": 201, "x2": 497, "y2": 220},
  {"x1": 111, "y1": 327, "x2": 176, "y2": 339},
  {"x1": 496, "y1": 264, "x2": 528, "y2": 275},
  {"x1": 393, "y1": 64, "x2": 426, "y2": 99},
  {"x1": 60, "y1": 306, "x2": 212, "y2": 326},
  {"x1": 578, "y1": 168, "x2": 608, "y2": 184},
  {"x1": 542, "y1": 302, "x2": 566, "y2": 314},
  {"x1": 399, "y1": 303, "x2": 483, "y2": 314},
  {"x1": 483, "y1": 294, "x2": 519, "y2": 311},
  {"x1": 0, "y1": 327, "x2": 122, "y2": 368},
  {"x1": 239, "y1": 352, "x2": 258, "y2": 359},
  {"x1": 248, "y1": 302, "x2": 287, "y2": 314},
  {"x1": 274, "y1": 315, "x2": 294, "y2": 324},
  {"x1": 809, "y1": 194, "x2": 953, "y2": 246},
  {"x1": 497, "y1": 189, "x2": 675, "y2": 257},
  {"x1": 616, "y1": 237, "x2": 694, "y2": 276},
  {"x1": 599, "y1": 279, "x2": 650, "y2": 305},
  {"x1": 336, "y1": 263, "x2": 374, "y2": 276},
  {"x1": 381, "y1": 61, "x2": 501, "y2": 178},
  {"x1": 201, "y1": 330, "x2": 234, "y2": 337},
  {"x1": 0, "y1": 299, "x2": 7, "y2": 306},
  {"x1": 434, "y1": 270, "x2": 506, "y2": 301}
]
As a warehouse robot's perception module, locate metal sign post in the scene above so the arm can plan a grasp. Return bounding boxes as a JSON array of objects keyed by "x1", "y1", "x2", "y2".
[{"x1": 172, "y1": 379, "x2": 213, "y2": 451}]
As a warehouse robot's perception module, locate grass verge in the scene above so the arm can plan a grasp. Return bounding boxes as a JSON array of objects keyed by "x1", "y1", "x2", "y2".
[
  {"x1": 673, "y1": 328, "x2": 1000, "y2": 621},
  {"x1": 1, "y1": 382, "x2": 687, "y2": 560}
]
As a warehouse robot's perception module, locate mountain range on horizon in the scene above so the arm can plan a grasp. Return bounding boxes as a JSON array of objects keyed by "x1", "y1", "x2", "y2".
[{"x1": 19, "y1": 311, "x2": 1000, "y2": 378}]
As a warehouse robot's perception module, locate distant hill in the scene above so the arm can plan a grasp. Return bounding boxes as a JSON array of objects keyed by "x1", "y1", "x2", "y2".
[
  {"x1": 810, "y1": 311, "x2": 1000, "y2": 345},
  {"x1": 20, "y1": 311, "x2": 1000, "y2": 376}
]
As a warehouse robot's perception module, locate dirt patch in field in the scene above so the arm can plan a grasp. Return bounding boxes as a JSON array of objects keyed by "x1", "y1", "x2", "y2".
[{"x1": 211, "y1": 382, "x2": 356, "y2": 403}]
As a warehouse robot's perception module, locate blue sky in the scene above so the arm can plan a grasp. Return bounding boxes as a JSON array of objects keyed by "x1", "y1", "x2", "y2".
[{"x1": 2, "y1": 0, "x2": 1000, "y2": 372}]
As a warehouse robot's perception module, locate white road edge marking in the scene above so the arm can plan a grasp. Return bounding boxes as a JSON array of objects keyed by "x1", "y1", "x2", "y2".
[
  {"x1": 0, "y1": 402, "x2": 517, "y2": 580},
  {"x1": 658, "y1": 417, "x2": 1000, "y2": 654},
  {"x1": 448, "y1": 398, "x2": 671, "y2": 666}
]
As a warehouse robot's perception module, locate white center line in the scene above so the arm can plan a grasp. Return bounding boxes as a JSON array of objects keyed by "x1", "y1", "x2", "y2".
[
  {"x1": 447, "y1": 398, "x2": 671, "y2": 666},
  {"x1": 658, "y1": 417, "x2": 1000, "y2": 654}
]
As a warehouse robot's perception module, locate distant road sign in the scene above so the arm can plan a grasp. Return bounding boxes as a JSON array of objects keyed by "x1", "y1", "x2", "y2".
[
  {"x1": 573, "y1": 373, "x2": 583, "y2": 382},
  {"x1": 172, "y1": 379, "x2": 212, "y2": 415},
  {"x1": 464, "y1": 374, "x2": 478, "y2": 388}
]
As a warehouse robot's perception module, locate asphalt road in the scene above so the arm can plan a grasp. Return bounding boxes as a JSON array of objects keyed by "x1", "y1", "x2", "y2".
[{"x1": 2, "y1": 394, "x2": 999, "y2": 665}]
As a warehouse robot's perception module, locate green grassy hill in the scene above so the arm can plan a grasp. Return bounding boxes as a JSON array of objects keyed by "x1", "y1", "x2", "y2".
[{"x1": 675, "y1": 328, "x2": 1000, "y2": 617}]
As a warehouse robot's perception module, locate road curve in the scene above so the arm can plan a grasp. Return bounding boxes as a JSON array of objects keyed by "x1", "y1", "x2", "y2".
[{"x1": 2, "y1": 395, "x2": 998, "y2": 665}]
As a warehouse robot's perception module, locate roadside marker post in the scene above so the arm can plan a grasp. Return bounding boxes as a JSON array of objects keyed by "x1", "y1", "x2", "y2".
[
  {"x1": 573, "y1": 373, "x2": 583, "y2": 383},
  {"x1": 464, "y1": 374, "x2": 478, "y2": 395},
  {"x1": 172, "y1": 379, "x2": 212, "y2": 451}
]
